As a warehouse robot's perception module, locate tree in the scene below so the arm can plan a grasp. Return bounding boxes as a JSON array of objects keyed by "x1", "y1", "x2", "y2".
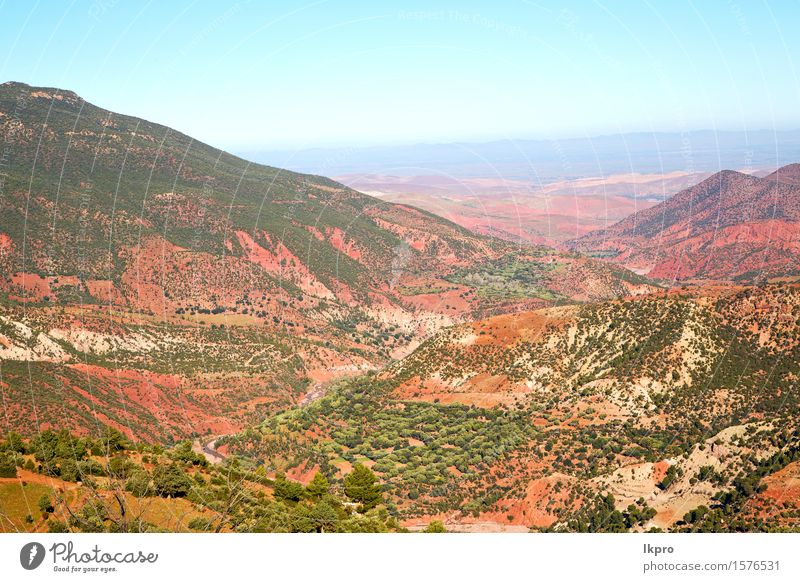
[
  {"x1": 38, "y1": 494, "x2": 54, "y2": 514},
  {"x1": 125, "y1": 469, "x2": 152, "y2": 497},
  {"x1": 107, "y1": 456, "x2": 134, "y2": 480},
  {"x1": 208, "y1": 468, "x2": 253, "y2": 533},
  {"x1": 70, "y1": 500, "x2": 108, "y2": 532},
  {"x1": 566, "y1": 493, "x2": 628, "y2": 533},
  {"x1": 153, "y1": 464, "x2": 192, "y2": 497},
  {"x1": 0, "y1": 453, "x2": 17, "y2": 478},
  {"x1": 309, "y1": 500, "x2": 339, "y2": 532},
  {"x1": 54, "y1": 430, "x2": 86, "y2": 460},
  {"x1": 31, "y1": 430, "x2": 59, "y2": 463},
  {"x1": 343, "y1": 464, "x2": 382, "y2": 511},
  {"x1": 423, "y1": 520, "x2": 447, "y2": 533},
  {"x1": 273, "y1": 473, "x2": 304, "y2": 503},
  {"x1": 58, "y1": 459, "x2": 80, "y2": 482},
  {"x1": 289, "y1": 504, "x2": 315, "y2": 533},
  {"x1": 305, "y1": 472, "x2": 330, "y2": 500},
  {"x1": 658, "y1": 465, "x2": 681, "y2": 490},
  {"x1": 1, "y1": 431, "x2": 24, "y2": 453},
  {"x1": 171, "y1": 441, "x2": 207, "y2": 466},
  {"x1": 99, "y1": 427, "x2": 129, "y2": 454}
]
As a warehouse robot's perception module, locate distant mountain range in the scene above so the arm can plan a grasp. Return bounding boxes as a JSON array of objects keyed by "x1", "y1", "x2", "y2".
[{"x1": 245, "y1": 130, "x2": 800, "y2": 181}]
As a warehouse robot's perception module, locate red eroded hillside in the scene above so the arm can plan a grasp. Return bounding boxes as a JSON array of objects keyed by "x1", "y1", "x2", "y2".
[
  {"x1": 0, "y1": 82, "x2": 656, "y2": 443},
  {"x1": 225, "y1": 284, "x2": 800, "y2": 531},
  {"x1": 573, "y1": 167, "x2": 800, "y2": 281}
]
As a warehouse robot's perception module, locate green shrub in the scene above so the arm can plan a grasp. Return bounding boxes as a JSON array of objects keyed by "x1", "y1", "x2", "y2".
[
  {"x1": 47, "y1": 519, "x2": 69, "y2": 533},
  {"x1": 153, "y1": 464, "x2": 192, "y2": 497},
  {"x1": 125, "y1": 469, "x2": 152, "y2": 497},
  {"x1": 38, "y1": 494, "x2": 54, "y2": 514},
  {"x1": 423, "y1": 520, "x2": 447, "y2": 533},
  {"x1": 187, "y1": 517, "x2": 213, "y2": 531},
  {"x1": 107, "y1": 456, "x2": 135, "y2": 480},
  {"x1": 0, "y1": 453, "x2": 18, "y2": 478},
  {"x1": 273, "y1": 473, "x2": 304, "y2": 503}
]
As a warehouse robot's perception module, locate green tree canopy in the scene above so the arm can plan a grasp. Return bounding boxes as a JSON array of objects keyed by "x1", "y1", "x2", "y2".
[
  {"x1": 0, "y1": 453, "x2": 18, "y2": 478},
  {"x1": 423, "y1": 520, "x2": 447, "y2": 533},
  {"x1": 343, "y1": 463, "x2": 382, "y2": 511},
  {"x1": 310, "y1": 500, "x2": 339, "y2": 532},
  {"x1": 274, "y1": 473, "x2": 304, "y2": 503},
  {"x1": 305, "y1": 472, "x2": 330, "y2": 499},
  {"x1": 153, "y1": 463, "x2": 192, "y2": 497}
]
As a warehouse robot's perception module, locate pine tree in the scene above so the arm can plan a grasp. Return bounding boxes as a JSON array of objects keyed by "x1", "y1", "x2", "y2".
[
  {"x1": 306, "y1": 472, "x2": 330, "y2": 499},
  {"x1": 310, "y1": 500, "x2": 339, "y2": 532},
  {"x1": 343, "y1": 464, "x2": 382, "y2": 511}
]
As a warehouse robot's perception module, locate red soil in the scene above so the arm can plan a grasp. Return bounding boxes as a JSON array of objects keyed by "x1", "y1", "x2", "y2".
[
  {"x1": 325, "y1": 226, "x2": 363, "y2": 262},
  {"x1": 235, "y1": 230, "x2": 334, "y2": 299},
  {"x1": 0, "y1": 232, "x2": 13, "y2": 252},
  {"x1": 85, "y1": 279, "x2": 127, "y2": 306},
  {"x1": 10, "y1": 272, "x2": 52, "y2": 301}
]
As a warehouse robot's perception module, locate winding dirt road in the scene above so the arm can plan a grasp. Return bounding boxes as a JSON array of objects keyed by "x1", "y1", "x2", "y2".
[
  {"x1": 192, "y1": 384, "x2": 328, "y2": 465},
  {"x1": 192, "y1": 436, "x2": 226, "y2": 465}
]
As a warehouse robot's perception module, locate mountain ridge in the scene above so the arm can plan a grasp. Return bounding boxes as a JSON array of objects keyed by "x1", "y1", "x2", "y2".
[
  {"x1": 0, "y1": 82, "x2": 651, "y2": 442},
  {"x1": 572, "y1": 167, "x2": 800, "y2": 281}
]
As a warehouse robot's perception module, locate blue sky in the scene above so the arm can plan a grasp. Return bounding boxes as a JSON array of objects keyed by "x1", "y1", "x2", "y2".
[{"x1": 1, "y1": 1, "x2": 799, "y2": 150}]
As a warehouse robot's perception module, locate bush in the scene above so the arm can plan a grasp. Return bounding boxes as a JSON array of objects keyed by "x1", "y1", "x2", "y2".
[
  {"x1": 72, "y1": 501, "x2": 108, "y2": 532},
  {"x1": 171, "y1": 441, "x2": 207, "y2": 466},
  {"x1": 153, "y1": 464, "x2": 192, "y2": 498},
  {"x1": 0, "y1": 453, "x2": 18, "y2": 478},
  {"x1": 125, "y1": 469, "x2": 153, "y2": 497},
  {"x1": 273, "y1": 473, "x2": 304, "y2": 503},
  {"x1": 38, "y1": 494, "x2": 54, "y2": 514},
  {"x1": 47, "y1": 519, "x2": 69, "y2": 533},
  {"x1": 187, "y1": 517, "x2": 213, "y2": 531},
  {"x1": 1, "y1": 432, "x2": 24, "y2": 453},
  {"x1": 423, "y1": 520, "x2": 447, "y2": 533},
  {"x1": 79, "y1": 459, "x2": 106, "y2": 477},
  {"x1": 99, "y1": 428, "x2": 129, "y2": 453},
  {"x1": 107, "y1": 456, "x2": 135, "y2": 480},
  {"x1": 58, "y1": 459, "x2": 81, "y2": 482}
]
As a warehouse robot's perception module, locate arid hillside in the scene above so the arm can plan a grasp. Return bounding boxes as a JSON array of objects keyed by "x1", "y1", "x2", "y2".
[
  {"x1": 0, "y1": 429, "x2": 402, "y2": 533},
  {"x1": 0, "y1": 82, "x2": 652, "y2": 442},
  {"x1": 337, "y1": 171, "x2": 700, "y2": 246},
  {"x1": 573, "y1": 169, "x2": 800, "y2": 281},
  {"x1": 222, "y1": 284, "x2": 800, "y2": 531}
]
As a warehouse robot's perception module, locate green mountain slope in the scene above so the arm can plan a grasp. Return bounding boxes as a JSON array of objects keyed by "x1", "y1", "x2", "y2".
[{"x1": 0, "y1": 82, "x2": 654, "y2": 443}]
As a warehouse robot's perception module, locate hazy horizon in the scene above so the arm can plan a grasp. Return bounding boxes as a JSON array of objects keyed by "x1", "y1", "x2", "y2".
[{"x1": 239, "y1": 128, "x2": 800, "y2": 181}]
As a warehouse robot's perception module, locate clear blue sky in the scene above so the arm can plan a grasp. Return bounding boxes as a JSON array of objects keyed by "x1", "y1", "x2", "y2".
[{"x1": 2, "y1": 1, "x2": 799, "y2": 150}]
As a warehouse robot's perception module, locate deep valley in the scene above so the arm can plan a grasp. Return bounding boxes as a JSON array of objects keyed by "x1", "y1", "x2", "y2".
[{"x1": 2, "y1": 82, "x2": 799, "y2": 533}]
